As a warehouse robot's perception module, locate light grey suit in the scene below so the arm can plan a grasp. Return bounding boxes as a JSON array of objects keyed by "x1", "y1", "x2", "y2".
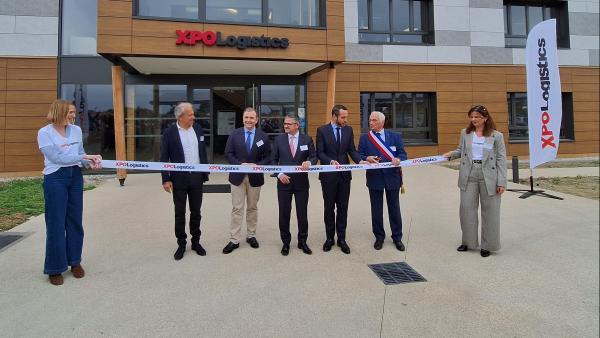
[{"x1": 448, "y1": 129, "x2": 507, "y2": 251}]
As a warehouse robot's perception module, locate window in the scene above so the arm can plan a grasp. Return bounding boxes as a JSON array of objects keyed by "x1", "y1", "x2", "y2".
[
  {"x1": 61, "y1": 84, "x2": 115, "y2": 158},
  {"x1": 61, "y1": 0, "x2": 98, "y2": 55},
  {"x1": 507, "y1": 92, "x2": 574, "y2": 141},
  {"x1": 358, "y1": 0, "x2": 434, "y2": 44},
  {"x1": 206, "y1": 0, "x2": 262, "y2": 23},
  {"x1": 136, "y1": 0, "x2": 325, "y2": 27},
  {"x1": 360, "y1": 92, "x2": 437, "y2": 143},
  {"x1": 268, "y1": 0, "x2": 323, "y2": 27},
  {"x1": 504, "y1": 1, "x2": 569, "y2": 48},
  {"x1": 137, "y1": 0, "x2": 198, "y2": 20}
]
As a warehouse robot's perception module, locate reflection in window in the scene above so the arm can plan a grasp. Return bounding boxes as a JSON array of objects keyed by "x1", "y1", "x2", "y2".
[
  {"x1": 61, "y1": 84, "x2": 115, "y2": 158},
  {"x1": 137, "y1": 0, "x2": 198, "y2": 19},
  {"x1": 259, "y1": 85, "x2": 305, "y2": 136},
  {"x1": 360, "y1": 92, "x2": 436, "y2": 143},
  {"x1": 125, "y1": 85, "x2": 187, "y2": 161},
  {"x1": 358, "y1": 0, "x2": 434, "y2": 44},
  {"x1": 61, "y1": 0, "x2": 98, "y2": 55},
  {"x1": 206, "y1": 0, "x2": 262, "y2": 23},
  {"x1": 268, "y1": 0, "x2": 321, "y2": 27},
  {"x1": 507, "y1": 92, "x2": 574, "y2": 141}
]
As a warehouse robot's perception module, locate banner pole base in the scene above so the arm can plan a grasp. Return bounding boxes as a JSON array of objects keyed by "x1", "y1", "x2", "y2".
[{"x1": 506, "y1": 174, "x2": 564, "y2": 200}]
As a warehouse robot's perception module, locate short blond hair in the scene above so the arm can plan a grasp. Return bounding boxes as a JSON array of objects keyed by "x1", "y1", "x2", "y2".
[{"x1": 47, "y1": 99, "x2": 73, "y2": 125}]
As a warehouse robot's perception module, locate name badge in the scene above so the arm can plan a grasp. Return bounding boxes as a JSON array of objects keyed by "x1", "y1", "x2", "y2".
[
  {"x1": 483, "y1": 143, "x2": 493, "y2": 150},
  {"x1": 390, "y1": 146, "x2": 397, "y2": 151},
  {"x1": 300, "y1": 145, "x2": 308, "y2": 151},
  {"x1": 200, "y1": 136, "x2": 205, "y2": 142},
  {"x1": 256, "y1": 140, "x2": 264, "y2": 147}
]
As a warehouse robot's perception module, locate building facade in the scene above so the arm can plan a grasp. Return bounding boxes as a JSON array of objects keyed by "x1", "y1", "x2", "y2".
[{"x1": 0, "y1": 0, "x2": 598, "y2": 173}]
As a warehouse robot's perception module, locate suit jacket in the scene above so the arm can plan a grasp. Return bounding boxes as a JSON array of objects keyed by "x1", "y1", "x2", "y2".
[
  {"x1": 448, "y1": 129, "x2": 507, "y2": 196},
  {"x1": 224, "y1": 127, "x2": 271, "y2": 187},
  {"x1": 316, "y1": 124, "x2": 361, "y2": 182},
  {"x1": 358, "y1": 130, "x2": 408, "y2": 191},
  {"x1": 271, "y1": 133, "x2": 317, "y2": 191},
  {"x1": 160, "y1": 123, "x2": 209, "y2": 185}
]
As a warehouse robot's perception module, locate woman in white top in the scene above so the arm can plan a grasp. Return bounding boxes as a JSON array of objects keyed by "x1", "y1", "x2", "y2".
[
  {"x1": 443, "y1": 105, "x2": 507, "y2": 257},
  {"x1": 37, "y1": 99, "x2": 102, "y2": 285}
]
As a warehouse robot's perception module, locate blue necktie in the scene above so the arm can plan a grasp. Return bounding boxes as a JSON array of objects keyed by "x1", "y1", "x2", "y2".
[
  {"x1": 336, "y1": 127, "x2": 341, "y2": 150},
  {"x1": 245, "y1": 131, "x2": 252, "y2": 153}
]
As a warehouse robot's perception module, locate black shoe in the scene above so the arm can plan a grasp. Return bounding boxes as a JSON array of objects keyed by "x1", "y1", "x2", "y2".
[
  {"x1": 374, "y1": 240, "x2": 383, "y2": 250},
  {"x1": 191, "y1": 243, "x2": 206, "y2": 256},
  {"x1": 337, "y1": 240, "x2": 351, "y2": 254},
  {"x1": 298, "y1": 243, "x2": 312, "y2": 255},
  {"x1": 323, "y1": 239, "x2": 334, "y2": 252},
  {"x1": 222, "y1": 242, "x2": 239, "y2": 254},
  {"x1": 281, "y1": 244, "x2": 290, "y2": 256},
  {"x1": 457, "y1": 245, "x2": 468, "y2": 252},
  {"x1": 174, "y1": 246, "x2": 185, "y2": 260},
  {"x1": 481, "y1": 249, "x2": 491, "y2": 257},
  {"x1": 246, "y1": 237, "x2": 259, "y2": 249},
  {"x1": 394, "y1": 241, "x2": 405, "y2": 251}
]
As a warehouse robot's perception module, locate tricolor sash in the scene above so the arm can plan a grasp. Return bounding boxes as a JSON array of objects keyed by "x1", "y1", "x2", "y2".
[{"x1": 368, "y1": 131, "x2": 396, "y2": 161}]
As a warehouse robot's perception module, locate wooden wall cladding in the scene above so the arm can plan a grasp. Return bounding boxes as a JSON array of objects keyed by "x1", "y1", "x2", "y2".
[
  {"x1": 0, "y1": 57, "x2": 57, "y2": 173},
  {"x1": 97, "y1": 0, "x2": 344, "y2": 62},
  {"x1": 325, "y1": 63, "x2": 599, "y2": 158}
]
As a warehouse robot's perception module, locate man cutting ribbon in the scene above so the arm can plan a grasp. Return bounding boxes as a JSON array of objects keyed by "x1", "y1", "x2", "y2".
[{"x1": 358, "y1": 111, "x2": 408, "y2": 252}]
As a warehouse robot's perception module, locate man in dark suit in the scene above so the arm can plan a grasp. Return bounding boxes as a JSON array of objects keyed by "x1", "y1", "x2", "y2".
[
  {"x1": 358, "y1": 111, "x2": 408, "y2": 251},
  {"x1": 272, "y1": 115, "x2": 317, "y2": 256},
  {"x1": 160, "y1": 102, "x2": 209, "y2": 260},
  {"x1": 222, "y1": 107, "x2": 271, "y2": 254},
  {"x1": 316, "y1": 104, "x2": 361, "y2": 254}
]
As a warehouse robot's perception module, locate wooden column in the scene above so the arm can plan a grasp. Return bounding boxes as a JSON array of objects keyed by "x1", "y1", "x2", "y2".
[
  {"x1": 111, "y1": 65, "x2": 127, "y2": 185},
  {"x1": 325, "y1": 62, "x2": 337, "y2": 118}
]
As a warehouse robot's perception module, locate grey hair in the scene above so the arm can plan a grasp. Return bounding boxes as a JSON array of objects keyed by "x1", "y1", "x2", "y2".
[
  {"x1": 370, "y1": 111, "x2": 385, "y2": 123},
  {"x1": 174, "y1": 102, "x2": 192, "y2": 119},
  {"x1": 243, "y1": 107, "x2": 257, "y2": 116},
  {"x1": 284, "y1": 114, "x2": 300, "y2": 124}
]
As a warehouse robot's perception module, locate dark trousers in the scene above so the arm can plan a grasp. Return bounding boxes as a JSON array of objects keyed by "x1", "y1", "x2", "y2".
[
  {"x1": 172, "y1": 173, "x2": 204, "y2": 246},
  {"x1": 43, "y1": 166, "x2": 84, "y2": 275},
  {"x1": 321, "y1": 179, "x2": 351, "y2": 241},
  {"x1": 277, "y1": 186, "x2": 309, "y2": 245},
  {"x1": 368, "y1": 188, "x2": 402, "y2": 242}
]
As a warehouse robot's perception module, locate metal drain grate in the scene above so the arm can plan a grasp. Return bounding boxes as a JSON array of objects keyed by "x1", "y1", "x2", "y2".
[
  {"x1": 369, "y1": 262, "x2": 427, "y2": 285},
  {"x1": 0, "y1": 233, "x2": 24, "y2": 252}
]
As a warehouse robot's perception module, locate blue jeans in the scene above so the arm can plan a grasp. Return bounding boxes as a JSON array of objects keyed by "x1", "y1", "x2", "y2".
[{"x1": 43, "y1": 166, "x2": 84, "y2": 275}]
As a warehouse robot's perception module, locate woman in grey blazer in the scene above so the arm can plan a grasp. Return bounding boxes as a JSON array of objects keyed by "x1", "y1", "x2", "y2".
[{"x1": 443, "y1": 105, "x2": 507, "y2": 257}]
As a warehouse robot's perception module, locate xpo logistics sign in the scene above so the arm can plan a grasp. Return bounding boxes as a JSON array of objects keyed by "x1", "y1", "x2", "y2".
[
  {"x1": 525, "y1": 19, "x2": 562, "y2": 169},
  {"x1": 176, "y1": 30, "x2": 290, "y2": 50}
]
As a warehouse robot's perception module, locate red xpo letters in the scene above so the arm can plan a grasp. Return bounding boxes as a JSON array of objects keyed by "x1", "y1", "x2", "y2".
[
  {"x1": 176, "y1": 30, "x2": 216, "y2": 46},
  {"x1": 540, "y1": 111, "x2": 556, "y2": 149}
]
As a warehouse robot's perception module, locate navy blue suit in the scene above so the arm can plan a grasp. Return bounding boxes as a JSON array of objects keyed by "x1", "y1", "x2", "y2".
[
  {"x1": 224, "y1": 127, "x2": 271, "y2": 187},
  {"x1": 271, "y1": 133, "x2": 317, "y2": 245},
  {"x1": 316, "y1": 124, "x2": 361, "y2": 241},
  {"x1": 160, "y1": 122, "x2": 209, "y2": 246},
  {"x1": 358, "y1": 130, "x2": 407, "y2": 242}
]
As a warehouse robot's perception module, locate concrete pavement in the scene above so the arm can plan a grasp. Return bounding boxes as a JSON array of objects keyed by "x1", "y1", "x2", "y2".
[{"x1": 0, "y1": 164, "x2": 598, "y2": 337}]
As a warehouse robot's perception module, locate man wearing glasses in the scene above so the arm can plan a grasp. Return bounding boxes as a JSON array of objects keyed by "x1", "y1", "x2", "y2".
[{"x1": 271, "y1": 115, "x2": 317, "y2": 256}]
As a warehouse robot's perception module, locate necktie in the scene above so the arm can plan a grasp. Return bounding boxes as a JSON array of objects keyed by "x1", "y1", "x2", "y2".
[
  {"x1": 336, "y1": 127, "x2": 341, "y2": 147},
  {"x1": 289, "y1": 136, "x2": 296, "y2": 157},
  {"x1": 245, "y1": 131, "x2": 252, "y2": 153}
]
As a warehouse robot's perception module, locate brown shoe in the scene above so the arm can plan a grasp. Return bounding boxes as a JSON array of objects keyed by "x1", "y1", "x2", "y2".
[
  {"x1": 49, "y1": 274, "x2": 64, "y2": 286},
  {"x1": 71, "y1": 265, "x2": 85, "y2": 278}
]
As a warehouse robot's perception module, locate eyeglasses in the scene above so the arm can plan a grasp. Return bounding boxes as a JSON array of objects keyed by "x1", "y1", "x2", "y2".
[{"x1": 283, "y1": 122, "x2": 298, "y2": 126}]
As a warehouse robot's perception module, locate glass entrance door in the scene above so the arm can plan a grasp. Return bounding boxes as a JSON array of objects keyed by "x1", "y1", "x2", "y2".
[{"x1": 210, "y1": 85, "x2": 257, "y2": 163}]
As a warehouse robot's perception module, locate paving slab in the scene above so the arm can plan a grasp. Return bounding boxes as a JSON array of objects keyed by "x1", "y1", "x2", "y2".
[{"x1": 0, "y1": 165, "x2": 597, "y2": 337}]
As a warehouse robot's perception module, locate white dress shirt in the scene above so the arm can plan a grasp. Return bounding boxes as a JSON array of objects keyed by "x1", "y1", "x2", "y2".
[
  {"x1": 472, "y1": 134, "x2": 485, "y2": 160},
  {"x1": 177, "y1": 122, "x2": 200, "y2": 164}
]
